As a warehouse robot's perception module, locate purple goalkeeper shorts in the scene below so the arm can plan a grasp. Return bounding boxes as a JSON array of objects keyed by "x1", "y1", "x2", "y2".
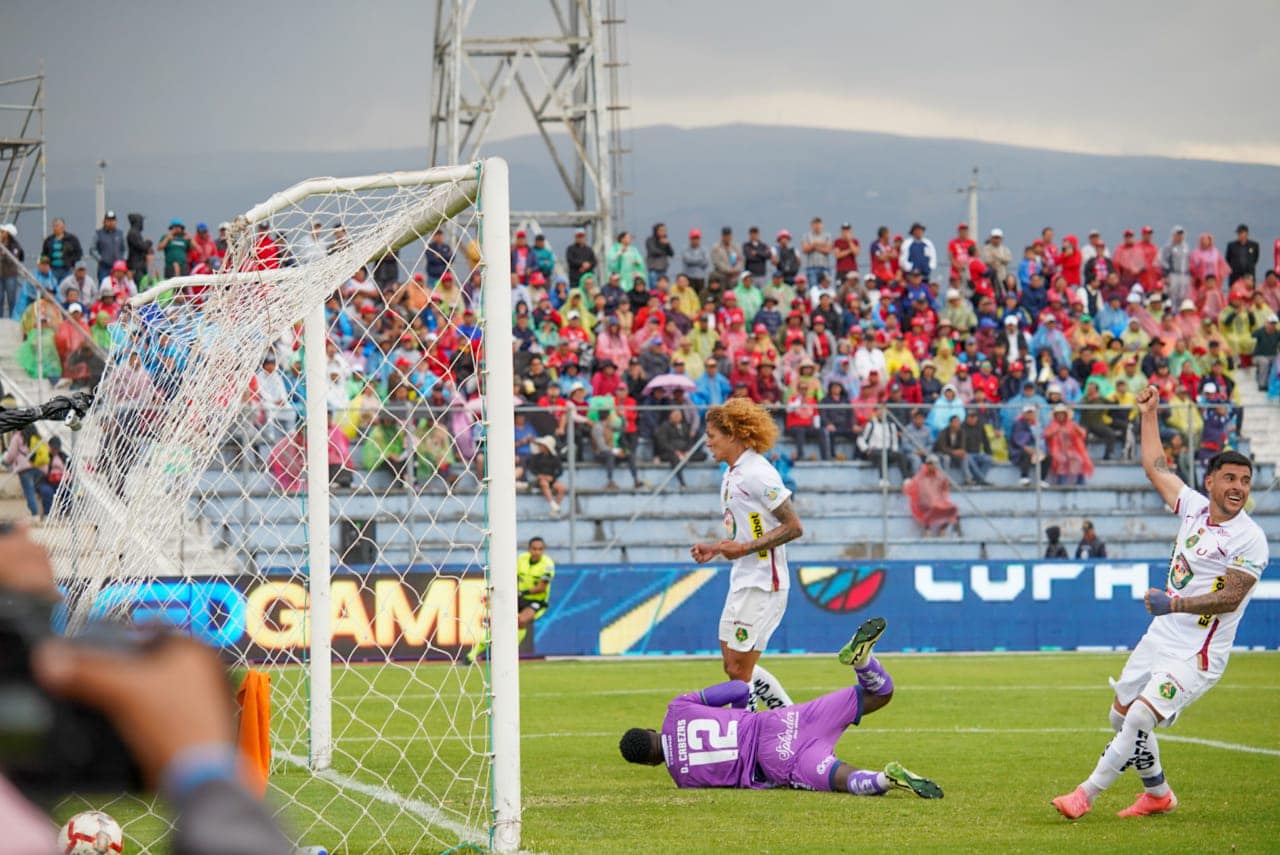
[{"x1": 754, "y1": 685, "x2": 863, "y2": 791}]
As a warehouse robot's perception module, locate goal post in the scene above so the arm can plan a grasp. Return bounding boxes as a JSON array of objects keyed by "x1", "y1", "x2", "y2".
[{"x1": 47, "y1": 158, "x2": 521, "y2": 854}]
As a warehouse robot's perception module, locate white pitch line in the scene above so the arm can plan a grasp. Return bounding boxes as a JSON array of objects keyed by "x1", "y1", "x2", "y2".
[
  {"x1": 304, "y1": 727, "x2": 1280, "y2": 757},
  {"x1": 1158, "y1": 734, "x2": 1280, "y2": 757},
  {"x1": 329, "y1": 684, "x2": 1278, "y2": 702},
  {"x1": 276, "y1": 750, "x2": 486, "y2": 847}
]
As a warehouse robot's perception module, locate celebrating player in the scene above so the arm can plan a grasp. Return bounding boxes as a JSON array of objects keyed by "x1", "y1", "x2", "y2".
[
  {"x1": 691, "y1": 398, "x2": 801, "y2": 711},
  {"x1": 1052, "y1": 385, "x2": 1268, "y2": 819},
  {"x1": 619, "y1": 617, "x2": 942, "y2": 799},
  {"x1": 469, "y1": 535, "x2": 555, "y2": 663}
]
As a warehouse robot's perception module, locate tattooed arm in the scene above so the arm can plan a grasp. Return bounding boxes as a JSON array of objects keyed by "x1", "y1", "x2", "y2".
[
  {"x1": 720, "y1": 498, "x2": 805, "y2": 560},
  {"x1": 1169, "y1": 569, "x2": 1257, "y2": 616},
  {"x1": 1135, "y1": 385, "x2": 1184, "y2": 509}
]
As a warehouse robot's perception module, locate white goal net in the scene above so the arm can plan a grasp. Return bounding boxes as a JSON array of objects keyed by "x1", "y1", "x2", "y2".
[{"x1": 46, "y1": 159, "x2": 520, "y2": 853}]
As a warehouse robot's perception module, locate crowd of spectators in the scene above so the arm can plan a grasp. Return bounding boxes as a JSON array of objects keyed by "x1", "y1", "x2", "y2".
[{"x1": 4, "y1": 211, "x2": 1279, "y2": 523}]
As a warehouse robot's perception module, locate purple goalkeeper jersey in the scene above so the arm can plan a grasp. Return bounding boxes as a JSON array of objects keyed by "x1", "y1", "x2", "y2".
[
  {"x1": 659, "y1": 681, "x2": 865, "y2": 792},
  {"x1": 660, "y1": 690, "x2": 766, "y2": 789}
]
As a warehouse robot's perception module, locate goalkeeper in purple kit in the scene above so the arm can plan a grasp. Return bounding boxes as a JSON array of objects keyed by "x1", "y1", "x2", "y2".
[{"x1": 619, "y1": 617, "x2": 942, "y2": 799}]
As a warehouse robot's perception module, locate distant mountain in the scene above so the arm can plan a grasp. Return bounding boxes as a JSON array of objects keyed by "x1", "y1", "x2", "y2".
[{"x1": 25, "y1": 124, "x2": 1280, "y2": 265}]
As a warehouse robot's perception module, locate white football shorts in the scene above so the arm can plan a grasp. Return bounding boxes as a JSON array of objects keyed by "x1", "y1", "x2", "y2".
[
  {"x1": 718, "y1": 586, "x2": 788, "y2": 653},
  {"x1": 1109, "y1": 632, "x2": 1221, "y2": 722}
]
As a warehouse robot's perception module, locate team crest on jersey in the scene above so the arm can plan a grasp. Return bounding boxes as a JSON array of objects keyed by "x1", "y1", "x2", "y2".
[
  {"x1": 1184, "y1": 533, "x2": 1200, "y2": 550},
  {"x1": 1158, "y1": 681, "x2": 1177, "y2": 700},
  {"x1": 765, "y1": 486, "x2": 780, "y2": 503},
  {"x1": 735, "y1": 627, "x2": 748, "y2": 643},
  {"x1": 1169, "y1": 555, "x2": 1193, "y2": 590}
]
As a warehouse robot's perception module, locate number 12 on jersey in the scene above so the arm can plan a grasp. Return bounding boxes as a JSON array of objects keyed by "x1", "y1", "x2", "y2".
[{"x1": 687, "y1": 718, "x2": 739, "y2": 766}]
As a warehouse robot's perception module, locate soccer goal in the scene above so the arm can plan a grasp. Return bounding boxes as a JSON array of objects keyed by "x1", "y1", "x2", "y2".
[{"x1": 46, "y1": 159, "x2": 521, "y2": 853}]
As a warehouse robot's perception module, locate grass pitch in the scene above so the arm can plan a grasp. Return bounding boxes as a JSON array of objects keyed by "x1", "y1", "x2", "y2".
[{"x1": 57, "y1": 652, "x2": 1279, "y2": 853}]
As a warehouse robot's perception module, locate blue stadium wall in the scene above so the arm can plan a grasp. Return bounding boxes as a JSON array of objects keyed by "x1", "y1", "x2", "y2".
[
  {"x1": 537, "y1": 560, "x2": 1280, "y2": 655},
  {"x1": 85, "y1": 560, "x2": 1280, "y2": 660}
]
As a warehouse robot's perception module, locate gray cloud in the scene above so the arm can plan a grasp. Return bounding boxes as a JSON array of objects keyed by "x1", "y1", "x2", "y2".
[{"x1": 2, "y1": 0, "x2": 1277, "y2": 175}]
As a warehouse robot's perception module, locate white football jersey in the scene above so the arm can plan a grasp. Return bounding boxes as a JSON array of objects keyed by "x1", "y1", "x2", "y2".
[
  {"x1": 720, "y1": 449, "x2": 792, "y2": 593},
  {"x1": 1146, "y1": 486, "x2": 1269, "y2": 667}
]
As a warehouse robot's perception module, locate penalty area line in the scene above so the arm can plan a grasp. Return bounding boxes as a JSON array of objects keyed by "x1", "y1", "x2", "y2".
[{"x1": 276, "y1": 750, "x2": 486, "y2": 846}]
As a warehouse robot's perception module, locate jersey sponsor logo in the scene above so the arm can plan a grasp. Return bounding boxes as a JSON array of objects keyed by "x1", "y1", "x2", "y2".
[
  {"x1": 816, "y1": 754, "x2": 836, "y2": 776},
  {"x1": 724, "y1": 510, "x2": 736, "y2": 538},
  {"x1": 1169, "y1": 554, "x2": 1192, "y2": 590},
  {"x1": 765, "y1": 486, "x2": 781, "y2": 504},
  {"x1": 735, "y1": 626, "x2": 749, "y2": 643},
  {"x1": 1185, "y1": 531, "x2": 1201, "y2": 550},
  {"x1": 798, "y1": 565, "x2": 886, "y2": 612},
  {"x1": 1198, "y1": 576, "x2": 1226, "y2": 627},
  {"x1": 1158, "y1": 680, "x2": 1177, "y2": 700},
  {"x1": 748, "y1": 511, "x2": 768, "y2": 558},
  {"x1": 1231, "y1": 554, "x2": 1266, "y2": 574},
  {"x1": 774, "y1": 709, "x2": 800, "y2": 761}
]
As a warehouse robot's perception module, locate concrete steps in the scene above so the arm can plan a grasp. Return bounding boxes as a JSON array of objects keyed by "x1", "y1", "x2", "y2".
[{"x1": 1236, "y1": 365, "x2": 1280, "y2": 471}]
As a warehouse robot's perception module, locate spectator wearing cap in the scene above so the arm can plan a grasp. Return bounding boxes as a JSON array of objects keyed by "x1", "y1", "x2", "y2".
[
  {"x1": 1030, "y1": 311, "x2": 1072, "y2": 368},
  {"x1": 1157, "y1": 226, "x2": 1191, "y2": 306},
  {"x1": 1010, "y1": 403, "x2": 1048, "y2": 486},
  {"x1": 852, "y1": 329, "x2": 887, "y2": 383},
  {"x1": 643, "y1": 222, "x2": 674, "y2": 290},
  {"x1": 732, "y1": 270, "x2": 765, "y2": 321},
  {"x1": 90, "y1": 210, "x2": 126, "y2": 280},
  {"x1": 805, "y1": 314, "x2": 837, "y2": 368},
  {"x1": 800, "y1": 217, "x2": 834, "y2": 285},
  {"x1": 1251, "y1": 311, "x2": 1280, "y2": 391},
  {"x1": 1043, "y1": 401, "x2": 1092, "y2": 486},
  {"x1": 976, "y1": 227, "x2": 1010, "y2": 287},
  {"x1": 189, "y1": 221, "x2": 218, "y2": 267},
  {"x1": 773, "y1": 228, "x2": 800, "y2": 284},
  {"x1": 57, "y1": 260, "x2": 96, "y2": 308},
  {"x1": 41, "y1": 217, "x2": 83, "y2": 282},
  {"x1": 157, "y1": 219, "x2": 192, "y2": 278},
  {"x1": 1226, "y1": 223, "x2": 1259, "y2": 284},
  {"x1": 740, "y1": 225, "x2": 771, "y2": 279},
  {"x1": 1112, "y1": 228, "x2": 1146, "y2": 290},
  {"x1": 530, "y1": 233, "x2": 556, "y2": 281},
  {"x1": 680, "y1": 228, "x2": 710, "y2": 293},
  {"x1": 709, "y1": 225, "x2": 743, "y2": 289},
  {"x1": 940, "y1": 287, "x2": 976, "y2": 333},
  {"x1": 1135, "y1": 226, "x2": 1162, "y2": 292},
  {"x1": 751, "y1": 292, "x2": 782, "y2": 336},
  {"x1": 867, "y1": 225, "x2": 895, "y2": 286},
  {"x1": 900, "y1": 222, "x2": 936, "y2": 283}
]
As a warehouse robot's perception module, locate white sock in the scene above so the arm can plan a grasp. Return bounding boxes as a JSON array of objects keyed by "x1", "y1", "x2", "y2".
[
  {"x1": 750, "y1": 664, "x2": 794, "y2": 710},
  {"x1": 1083, "y1": 703, "x2": 1158, "y2": 800}
]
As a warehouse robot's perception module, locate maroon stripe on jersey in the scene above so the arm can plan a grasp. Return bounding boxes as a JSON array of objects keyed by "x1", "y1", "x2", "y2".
[
  {"x1": 770, "y1": 551, "x2": 779, "y2": 592},
  {"x1": 1197, "y1": 618, "x2": 1220, "y2": 671}
]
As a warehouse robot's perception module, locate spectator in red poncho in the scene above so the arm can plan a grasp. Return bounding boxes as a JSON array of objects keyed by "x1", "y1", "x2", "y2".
[
  {"x1": 1113, "y1": 229, "x2": 1146, "y2": 289},
  {"x1": 592, "y1": 361, "x2": 623, "y2": 397},
  {"x1": 1059, "y1": 235, "x2": 1083, "y2": 286},
  {"x1": 894, "y1": 364, "x2": 924, "y2": 405},
  {"x1": 1043, "y1": 403, "x2": 1093, "y2": 485},
  {"x1": 853, "y1": 370, "x2": 886, "y2": 425},
  {"x1": 1189, "y1": 233, "x2": 1229, "y2": 292},
  {"x1": 729, "y1": 355, "x2": 757, "y2": 392},
  {"x1": 903, "y1": 455, "x2": 959, "y2": 536},
  {"x1": 871, "y1": 226, "x2": 897, "y2": 285},
  {"x1": 250, "y1": 223, "x2": 280, "y2": 271}
]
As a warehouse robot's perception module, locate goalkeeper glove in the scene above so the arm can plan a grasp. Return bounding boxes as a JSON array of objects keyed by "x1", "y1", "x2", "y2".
[{"x1": 1145, "y1": 588, "x2": 1173, "y2": 616}]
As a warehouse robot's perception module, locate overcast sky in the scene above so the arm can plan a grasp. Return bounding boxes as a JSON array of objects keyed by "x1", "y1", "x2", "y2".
[{"x1": 3, "y1": 0, "x2": 1279, "y2": 175}]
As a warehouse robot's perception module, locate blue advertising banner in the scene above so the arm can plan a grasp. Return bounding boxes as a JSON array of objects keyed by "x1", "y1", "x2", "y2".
[
  {"x1": 80, "y1": 560, "x2": 1280, "y2": 659},
  {"x1": 534, "y1": 560, "x2": 1280, "y2": 656}
]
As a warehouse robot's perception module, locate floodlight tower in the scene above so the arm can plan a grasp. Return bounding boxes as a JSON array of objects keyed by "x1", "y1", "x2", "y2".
[
  {"x1": 430, "y1": 0, "x2": 628, "y2": 251},
  {"x1": 0, "y1": 70, "x2": 47, "y2": 233}
]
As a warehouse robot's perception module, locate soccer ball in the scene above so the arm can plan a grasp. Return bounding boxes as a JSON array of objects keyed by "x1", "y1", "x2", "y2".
[{"x1": 58, "y1": 811, "x2": 124, "y2": 854}]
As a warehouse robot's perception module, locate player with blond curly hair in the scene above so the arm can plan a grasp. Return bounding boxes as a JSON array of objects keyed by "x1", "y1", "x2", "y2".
[{"x1": 691, "y1": 398, "x2": 822, "y2": 712}]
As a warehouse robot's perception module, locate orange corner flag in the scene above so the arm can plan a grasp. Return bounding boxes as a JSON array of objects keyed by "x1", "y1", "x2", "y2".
[{"x1": 236, "y1": 670, "x2": 272, "y2": 797}]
